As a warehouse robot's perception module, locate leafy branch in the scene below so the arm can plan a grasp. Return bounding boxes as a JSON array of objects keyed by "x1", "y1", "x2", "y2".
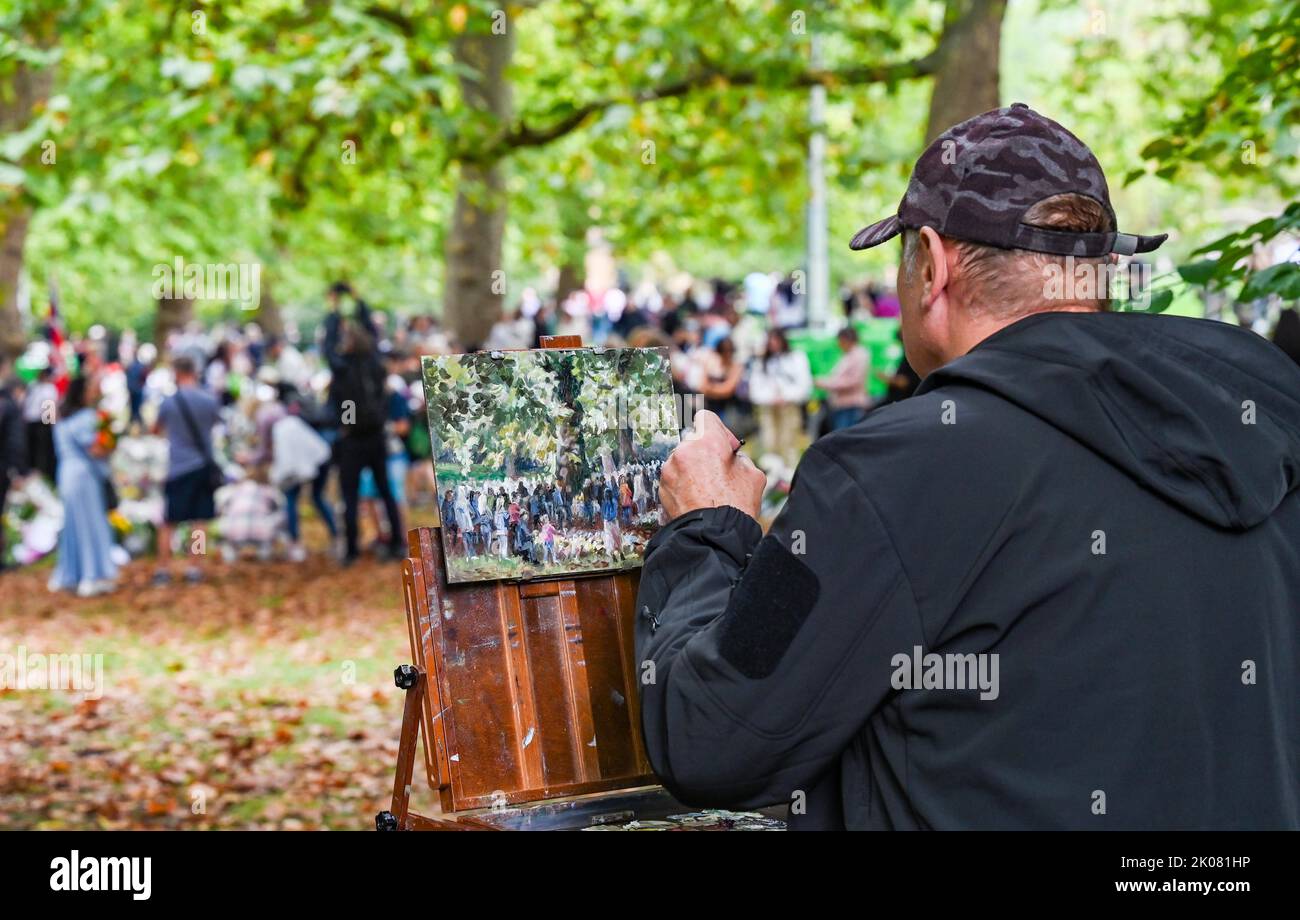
[{"x1": 461, "y1": 49, "x2": 942, "y2": 162}]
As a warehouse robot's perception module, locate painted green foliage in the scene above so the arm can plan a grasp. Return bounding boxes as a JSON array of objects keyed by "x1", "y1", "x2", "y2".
[
  {"x1": 420, "y1": 345, "x2": 677, "y2": 583},
  {"x1": 421, "y1": 347, "x2": 676, "y2": 482}
]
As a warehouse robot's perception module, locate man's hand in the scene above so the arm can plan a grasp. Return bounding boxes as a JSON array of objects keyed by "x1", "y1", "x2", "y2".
[{"x1": 660, "y1": 409, "x2": 766, "y2": 522}]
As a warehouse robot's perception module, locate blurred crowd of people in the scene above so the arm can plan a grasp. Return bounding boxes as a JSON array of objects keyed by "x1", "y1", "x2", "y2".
[
  {"x1": 12, "y1": 264, "x2": 1294, "y2": 599},
  {"x1": 498, "y1": 273, "x2": 920, "y2": 470},
  {"x1": 442, "y1": 459, "x2": 664, "y2": 568},
  {"x1": 0, "y1": 271, "x2": 922, "y2": 596},
  {"x1": 0, "y1": 283, "x2": 442, "y2": 595}
]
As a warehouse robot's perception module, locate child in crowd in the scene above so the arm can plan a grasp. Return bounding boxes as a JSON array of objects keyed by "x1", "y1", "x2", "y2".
[
  {"x1": 539, "y1": 514, "x2": 557, "y2": 566},
  {"x1": 216, "y1": 467, "x2": 285, "y2": 562}
]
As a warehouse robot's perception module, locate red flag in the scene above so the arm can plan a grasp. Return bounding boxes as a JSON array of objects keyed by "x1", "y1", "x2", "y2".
[{"x1": 46, "y1": 275, "x2": 68, "y2": 395}]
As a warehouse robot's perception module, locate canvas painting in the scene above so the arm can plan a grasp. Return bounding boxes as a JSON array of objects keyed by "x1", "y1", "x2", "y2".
[{"x1": 422, "y1": 347, "x2": 679, "y2": 583}]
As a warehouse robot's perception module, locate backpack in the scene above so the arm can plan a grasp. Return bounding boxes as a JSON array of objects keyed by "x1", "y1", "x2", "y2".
[{"x1": 335, "y1": 358, "x2": 387, "y2": 435}]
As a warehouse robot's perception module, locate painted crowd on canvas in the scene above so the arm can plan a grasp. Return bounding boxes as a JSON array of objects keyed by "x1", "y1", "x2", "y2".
[{"x1": 421, "y1": 347, "x2": 679, "y2": 583}]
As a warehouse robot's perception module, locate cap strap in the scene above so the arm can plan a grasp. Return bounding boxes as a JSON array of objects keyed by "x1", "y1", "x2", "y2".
[
  {"x1": 1111, "y1": 233, "x2": 1139, "y2": 256},
  {"x1": 1011, "y1": 225, "x2": 1167, "y2": 258}
]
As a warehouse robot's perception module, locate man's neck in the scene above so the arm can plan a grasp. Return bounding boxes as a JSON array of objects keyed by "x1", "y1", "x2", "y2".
[{"x1": 953, "y1": 304, "x2": 1102, "y2": 363}]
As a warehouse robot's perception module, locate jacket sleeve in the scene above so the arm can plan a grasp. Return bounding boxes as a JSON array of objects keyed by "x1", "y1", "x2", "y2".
[{"x1": 635, "y1": 443, "x2": 922, "y2": 810}]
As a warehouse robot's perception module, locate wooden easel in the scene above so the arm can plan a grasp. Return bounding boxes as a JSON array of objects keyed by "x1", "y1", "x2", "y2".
[{"x1": 376, "y1": 335, "x2": 665, "y2": 831}]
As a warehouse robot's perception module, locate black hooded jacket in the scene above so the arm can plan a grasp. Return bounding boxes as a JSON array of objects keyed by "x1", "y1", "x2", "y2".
[{"x1": 636, "y1": 311, "x2": 1300, "y2": 829}]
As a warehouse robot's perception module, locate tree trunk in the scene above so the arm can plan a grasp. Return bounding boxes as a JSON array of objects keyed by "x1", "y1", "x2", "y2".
[
  {"x1": 553, "y1": 206, "x2": 587, "y2": 306},
  {"x1": 445, "y1": 162, "x2": 508, "y2": 349},
  {"x1": 444, "y1": 27, "x2": 515, "y2": 350},
  {"x1": 0, "y1": 12, "x2": 57, "y2": 362},
  {"x1": 253, "y1": 219, "x2": 292, "y2": 341},
  {"x1": 0, "y1": 202, "x2": 30, "y2": 362},
  {"x1": 617, "y1": 427, "x2": 634, "y2": 467},
  {"x1": 925, "y1": 0, "x2": 1007, "y2": 144},
  {"x1": 154, "y1": 296, "x2": 194, "y2": 346},
  {"x1": 550, "y1": 351, "x2": 588, "y2": 491},
  {"x1": 255, "y1": 262, "x2": 286, "y2": 339},
  {"x1": 555, "y1": 255, "x2": 583, "y2": 308}
]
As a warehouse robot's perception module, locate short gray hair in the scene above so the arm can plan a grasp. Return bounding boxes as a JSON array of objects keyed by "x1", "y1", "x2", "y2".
[
  {"x1": 900, "y1": 194, "x2": 1115, "y2": 316},
  {"x1": 900, "y1": 228, "x2": 920, "y2": 276}
]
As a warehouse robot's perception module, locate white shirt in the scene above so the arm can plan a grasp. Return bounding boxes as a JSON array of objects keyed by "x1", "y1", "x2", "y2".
[
  {"x1": 747, "y1": 351, "x2": 812, "y2": 406},
  {"x1": 23, "y1": 382, "x2": 57, "y2": 423},
  {"x1": 275, "y1": 346, "x2": 311, "y2": 390}
]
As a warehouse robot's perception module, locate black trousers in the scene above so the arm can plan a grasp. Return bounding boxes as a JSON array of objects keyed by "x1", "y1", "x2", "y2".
[
  {"x1": 0, "y1": 472, "x2": 10, "y2": 567},
  {"x1": 334, "y1": 432, "x2": 403, "y2": 559},
  {"x1": 26, "y1": 422, "x2": 55, "y2": 481}
]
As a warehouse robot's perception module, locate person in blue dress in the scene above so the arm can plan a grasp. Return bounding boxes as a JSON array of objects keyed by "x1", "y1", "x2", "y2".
[
  {"x1": 49, "y1": 377, "x2": 119, "y2": 597},
  {"x1": 599, "y1": 477, "x2": 617, "y2": 524}
]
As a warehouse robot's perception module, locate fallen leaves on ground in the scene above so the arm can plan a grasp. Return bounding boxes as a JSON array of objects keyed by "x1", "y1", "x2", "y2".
[{"x1": 0, "y1": 518, "x2": 444, "y2": 830}]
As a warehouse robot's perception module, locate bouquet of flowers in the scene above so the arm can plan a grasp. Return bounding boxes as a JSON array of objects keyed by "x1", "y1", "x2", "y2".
[
  {"x1": 1, "y1": 476, "x2": 64, "y2": 567},
  {"x1": 110, "y1": 435, "x2": 169, "y2": 556},
  {"x1": 93, "y1": 408, "x2": 118, "y2": 457}
]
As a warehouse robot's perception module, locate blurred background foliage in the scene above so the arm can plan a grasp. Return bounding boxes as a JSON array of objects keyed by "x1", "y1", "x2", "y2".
[{"x1": 0, "y1": 0, "x2": 1295, "y2": 348}]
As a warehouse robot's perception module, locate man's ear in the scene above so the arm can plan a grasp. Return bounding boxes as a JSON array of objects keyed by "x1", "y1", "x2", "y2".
[{"x1": 918, "y1": 226, "x2": 950, "y2": 308}]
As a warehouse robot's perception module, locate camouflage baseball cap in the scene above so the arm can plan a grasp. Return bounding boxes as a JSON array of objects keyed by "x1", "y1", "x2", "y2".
[{"x1": 849, "y1": 103, "x2": 1167, "y2": 258}]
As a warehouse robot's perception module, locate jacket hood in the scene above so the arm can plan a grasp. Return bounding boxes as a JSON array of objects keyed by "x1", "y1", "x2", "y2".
[{"x1": 919, "y1": 311, "x2": 1300, "y2": 530}]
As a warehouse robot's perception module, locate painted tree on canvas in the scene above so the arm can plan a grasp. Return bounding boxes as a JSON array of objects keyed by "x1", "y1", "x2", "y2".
[
  {"x1": 534, "y1": 348, "x2": 676, "y2": 491},
  {"x1": 423, "y1": 351, "x2": 565, "y2": 479},
  {"x1": 421, "y1": 347, "x2": 677, "y2": 583},
  {"x1": 423, "y1": 349, "x2": 674, "y2": 482}
]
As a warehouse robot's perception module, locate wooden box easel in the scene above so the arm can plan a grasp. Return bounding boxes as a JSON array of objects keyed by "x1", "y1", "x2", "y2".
[{"x1": 376, "y1": 335, "x2": 690, "y2": 831}]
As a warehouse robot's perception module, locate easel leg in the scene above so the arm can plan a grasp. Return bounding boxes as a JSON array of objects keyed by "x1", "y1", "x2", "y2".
[{"x1": 376, "y1": 664, "x2": 423, "y2": 831}]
